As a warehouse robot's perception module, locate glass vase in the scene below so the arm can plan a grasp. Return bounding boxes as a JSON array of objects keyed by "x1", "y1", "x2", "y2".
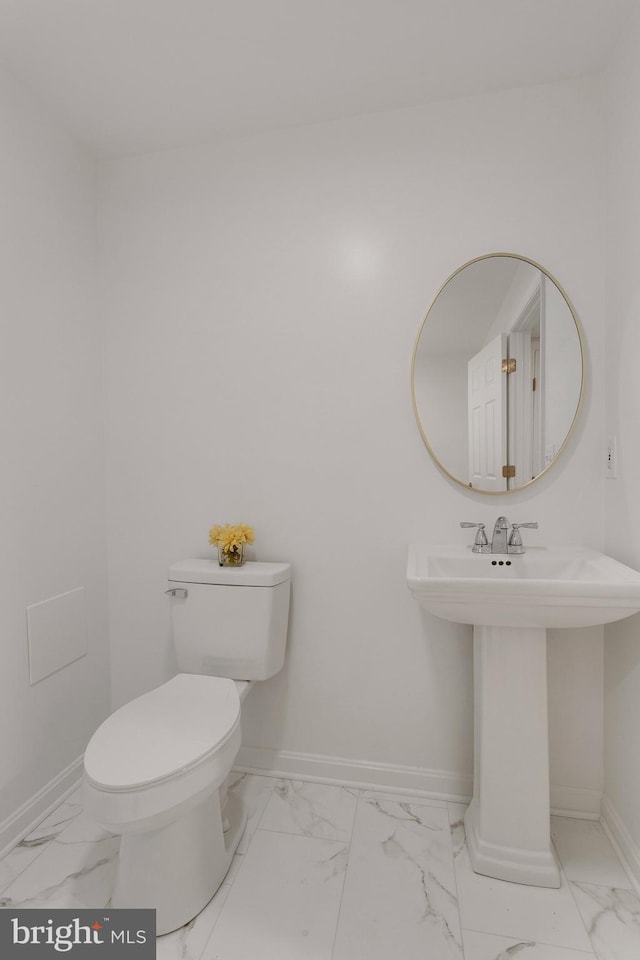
[{"x1": 218, "y1": 543, "x2": 245, "y2": 567}]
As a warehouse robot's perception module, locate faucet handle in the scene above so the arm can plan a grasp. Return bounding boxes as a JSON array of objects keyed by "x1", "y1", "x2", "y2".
[
  {"x1": 508, "y1": 522, "x2": 538, "y2": 547},
  {"x1": 460, "y1": 522, "x2": 489, "y2": 548}
]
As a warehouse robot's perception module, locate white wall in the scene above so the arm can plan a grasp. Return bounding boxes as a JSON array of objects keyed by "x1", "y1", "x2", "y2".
[
  {"x1": 0, "y1": 64, "x2": 110, "y2": 840},
  {"x1": 100, "y1": 77, "x2": 606, "y2": 805},
  {"x1": 544, "y1": 276, "x2": 583, "y2": 464},
  {"x1": 603, "y1": 4, "x2": 640, "y2": 878}
]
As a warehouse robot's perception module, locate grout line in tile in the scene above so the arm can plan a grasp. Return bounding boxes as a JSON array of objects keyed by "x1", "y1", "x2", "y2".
[
  {"x1": 460, "y1": 925, "x2": 597, "y2": 957},
  {"x1": 329, "y1": 789, "x2": 359, "y2": 958},
  {"x1": 327, "y1": 841, "x2": 353, "y2": 960},
  {"x1": 0, "y1": 850, "x2": 48, "y2": 897},
  {"x1": 251, "y1": 781, "x2": 276, "y2": 835},
  {"x1": 599, "y1": 813, "x2": 640, "y2": 896},
  {"x1": 549, "y1": 860, "x2": 596, "y2": 957},
  {"x1": 328, "y1": 793, "x2": 361, "y2": 960},
  {"x1": 253, "y1": 824, "x2": 355, "y2": 844},
  {"x1": 446, "y1": 800, "x2": 464, "y2": 934},
  {"x1": 0, "y1": 803, "x2": 85, "y2": 895},
  {"x1": 196, "y1": 888, "x2": 233, "y2": 960},
  {"x1": 463, "y1": 922, "x2": 597, "y2": 956}
]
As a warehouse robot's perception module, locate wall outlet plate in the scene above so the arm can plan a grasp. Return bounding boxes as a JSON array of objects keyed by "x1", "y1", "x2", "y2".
[{"x1": 606, "y1": 435, "x2": 618, "y2": 479}]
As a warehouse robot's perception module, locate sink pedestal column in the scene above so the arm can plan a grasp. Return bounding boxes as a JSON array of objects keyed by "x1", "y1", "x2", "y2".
[{"x1": 464, "y1": 624, "x2": 560, "y2": 887}]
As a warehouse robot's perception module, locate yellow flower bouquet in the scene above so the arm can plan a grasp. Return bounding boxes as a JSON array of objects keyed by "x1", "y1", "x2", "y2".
[{"x1": 209, "y1": 523, "x2": 255, "y2": 567}]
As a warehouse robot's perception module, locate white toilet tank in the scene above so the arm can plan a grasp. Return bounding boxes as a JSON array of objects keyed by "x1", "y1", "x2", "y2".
[{"x1": 167, "y1": 559, "x2": 291, "y2": 681}]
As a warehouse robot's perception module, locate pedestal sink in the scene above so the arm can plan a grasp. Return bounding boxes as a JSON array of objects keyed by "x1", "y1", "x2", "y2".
[{"x1": 407, "y1": 543, "x2": 640, "y2": 887}]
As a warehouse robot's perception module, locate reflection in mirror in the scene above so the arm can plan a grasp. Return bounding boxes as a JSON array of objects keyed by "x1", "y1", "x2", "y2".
[{"x1": 412, "y1": 255, "x2": 583, "y2": 493}]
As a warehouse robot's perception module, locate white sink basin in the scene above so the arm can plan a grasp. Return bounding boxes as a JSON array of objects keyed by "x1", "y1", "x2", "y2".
[
  {"x1": 407, "y1": 544, "x2": 640, "y2": 628},
  {"x1": 408, "y1": 541, "x2": 640, "y2": 889}
]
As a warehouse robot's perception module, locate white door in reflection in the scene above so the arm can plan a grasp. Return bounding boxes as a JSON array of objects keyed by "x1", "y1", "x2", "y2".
[{"x1": 467, "y1": 332, "x2": 506, "y2": 491}]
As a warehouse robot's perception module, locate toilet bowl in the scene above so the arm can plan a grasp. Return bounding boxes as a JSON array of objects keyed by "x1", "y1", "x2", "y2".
[
  {"x1": 83, "y1": 556, "x2": 291, "y2": 935},
  {"x1": 84, "y1": 674, "x2": 251, "y2": 934}
]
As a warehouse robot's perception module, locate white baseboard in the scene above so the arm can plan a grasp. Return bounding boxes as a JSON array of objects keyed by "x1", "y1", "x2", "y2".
[
  {"x1": 550, "y1": 784, "x2": 602, "y2": 820},
  {"x1": 601, "y1": 794, "x2": 640, "y2": 894},
  {"x1": 0, "y1": 748, "x2": 603, "y2": 863},
  {"x1": 236, "y1": 746, "x2": 473, "y2": 802},
  {"x1": 0, "y1": 756, "x2": 83, "y2": 861},
  {"x1": 237, "y1": 747, "x2": 603, "y2": 818}
]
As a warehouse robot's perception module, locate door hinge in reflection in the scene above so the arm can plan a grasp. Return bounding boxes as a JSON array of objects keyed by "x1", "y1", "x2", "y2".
[
  {"x1": 502, "y1": 358, "x2": 516, "y2": 374},
  {"x1": 502, "y1": 465, "x2": 516, "y2": 478}
]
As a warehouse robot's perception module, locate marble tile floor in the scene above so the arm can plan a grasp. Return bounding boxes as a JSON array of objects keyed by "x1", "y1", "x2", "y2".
[{"x1": 1, "y1": 774, "x2": 640, "y2": 959}]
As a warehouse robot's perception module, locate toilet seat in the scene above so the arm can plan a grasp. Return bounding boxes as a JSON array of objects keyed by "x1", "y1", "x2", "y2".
[{"x1": 84, "y1": 673, "x2": 240, "y2": 792}]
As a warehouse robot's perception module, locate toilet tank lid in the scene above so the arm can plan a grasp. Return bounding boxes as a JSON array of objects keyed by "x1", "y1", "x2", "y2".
[{"x1": 168, "y1": 559, "x2": 291, "y2": 586}]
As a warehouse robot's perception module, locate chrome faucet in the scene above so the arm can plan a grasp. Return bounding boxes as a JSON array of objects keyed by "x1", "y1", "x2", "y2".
[
  {"x1": 461, "y1": 517, "x2": 538, "y2": 554},
  {"x1": 491, "y1": 516, "x2": 510, "y2": 554}
]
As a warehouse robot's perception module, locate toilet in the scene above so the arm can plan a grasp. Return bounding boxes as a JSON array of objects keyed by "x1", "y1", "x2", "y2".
[{"x1": 83, "y1": 559, "x2": 291, "y2": 935}]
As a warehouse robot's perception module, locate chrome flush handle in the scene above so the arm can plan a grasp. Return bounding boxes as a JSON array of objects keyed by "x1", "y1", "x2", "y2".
[{"x1": 165, "y1": 587, "x2": 188, "y2": 599}]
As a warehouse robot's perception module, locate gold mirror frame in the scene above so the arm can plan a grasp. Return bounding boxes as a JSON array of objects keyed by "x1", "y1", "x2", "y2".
[{"x1": 411, "y1": 253, "x2": 585, "y2": 495}]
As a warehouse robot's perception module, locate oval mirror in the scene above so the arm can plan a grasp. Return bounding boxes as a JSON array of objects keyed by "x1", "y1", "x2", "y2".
[{"x1": 412, "y1": 254, "x2": 584, "y2": 493}]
